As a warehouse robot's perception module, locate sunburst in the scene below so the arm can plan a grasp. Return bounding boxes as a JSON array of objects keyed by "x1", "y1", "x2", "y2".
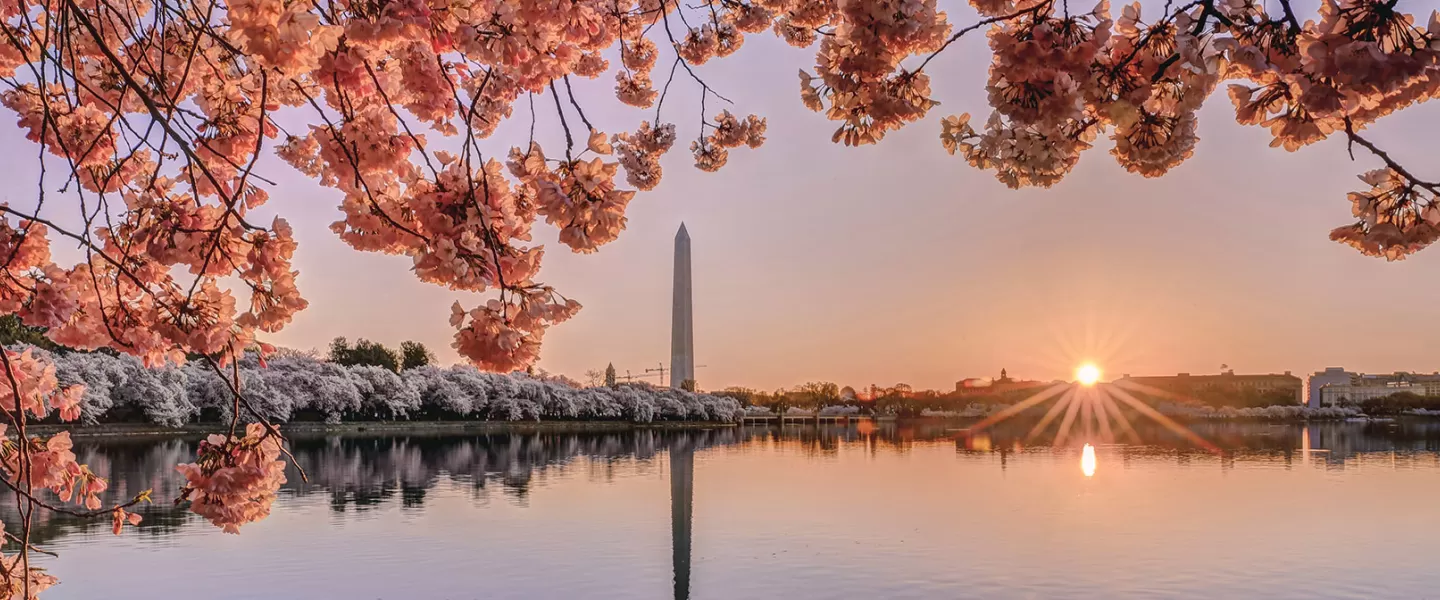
[{"x1": 965, "y1": 364, "x2": 1218, "y2": 453}]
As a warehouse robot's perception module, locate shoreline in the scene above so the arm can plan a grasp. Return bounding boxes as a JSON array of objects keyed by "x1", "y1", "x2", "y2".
[
  {"x1": 27, "y1": 420, "x2": 740, "y2": 440},
  {"x1": 28, "y1": 412, "x2": 1431, "y2": 440}
]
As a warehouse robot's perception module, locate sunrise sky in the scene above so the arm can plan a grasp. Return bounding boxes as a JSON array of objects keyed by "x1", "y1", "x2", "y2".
[{"x1": 6, "y1": 1, "x2": 1437, "y2": 391}]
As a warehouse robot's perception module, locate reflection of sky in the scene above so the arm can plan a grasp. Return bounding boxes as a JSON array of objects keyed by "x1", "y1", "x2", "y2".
[
  {"x1": 3, "y1": 2, "x2": 1438, "y2": 390},
  {"x1": 19, "y1": 424, "x2": 1440, "y2": 599}
]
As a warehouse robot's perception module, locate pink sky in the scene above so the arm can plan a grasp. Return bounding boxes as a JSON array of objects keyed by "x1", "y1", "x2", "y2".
[{"x1": 4, "y1": 1, "x2": 1437, "y2": 391}]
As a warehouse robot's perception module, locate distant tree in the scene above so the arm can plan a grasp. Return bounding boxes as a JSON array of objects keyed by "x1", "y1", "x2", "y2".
[
  {"x1": 680, "y1": 379, "x2": 697, "y2": 392},
  {"x1": 272, "y1": 346, "x2": 322, "y2": 360},
  {"x1": 533, "y1": 368, "x2": 583, "y2": 388},
  {"x1": 795, "y1": 381, "x2": 840, "y2": 408},
  {"x1": 605, "y1": 363, "x2": 617, "y2": 387},
  {"x1": 716, "y1": 387, "x2": 759, "y2": 406},
  {"x1": 584, "y1": 369, "x2": 604, "y2": 387},
  {"x1": 329, "y1": 337, "x2": 401, "y2": 372},
  {"x1": 399, "y1": 341, "x2": 435, "y2": 370},
  {"x1": 1361, "y1": 392, "x2": 1440, "y2": 415},
  {"x1": 0, "y1": 314, "x2": 63, "y2": 352}
]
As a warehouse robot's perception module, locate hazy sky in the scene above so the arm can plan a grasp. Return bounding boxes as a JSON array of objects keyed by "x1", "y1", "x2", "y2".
[{"x1": 5, "y1": 1, "x2": 1438, "y2": 391}]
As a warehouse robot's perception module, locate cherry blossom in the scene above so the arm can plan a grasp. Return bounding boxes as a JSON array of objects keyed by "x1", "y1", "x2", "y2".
[
  {"x1": 176, "y1": 423, "x2": 288, "y2": 534},
  {"x1": 0, "y1": 1, "x2": 1435, "y2": 591}
]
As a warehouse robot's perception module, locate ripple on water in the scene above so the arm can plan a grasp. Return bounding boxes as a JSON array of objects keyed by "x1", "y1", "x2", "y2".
[{"x1": 12, "y1": 423, "x2": 1440, "y2": 599}]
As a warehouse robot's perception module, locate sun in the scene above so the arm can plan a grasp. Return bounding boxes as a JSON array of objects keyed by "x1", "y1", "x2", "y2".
[{"x1": 1075, "y1": 363, "x2": 1102, "y2": 386}]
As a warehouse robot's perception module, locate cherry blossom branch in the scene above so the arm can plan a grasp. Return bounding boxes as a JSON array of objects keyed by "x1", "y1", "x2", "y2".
[
  {"x1": 1275, "y1": 0, "x2": 1303, "y2": 32},
  {"x1": 1106, "y1": 0, "x2": 1206, "y2": 80},
  {"x1": 655, "y1": 56, "x2": 682, "y2": 122},
  {"x1": 292, "y1": 83, "x2": 431, "y2": 244},
  {"x1": 549, "y1": 82, "x2": 576, "y2": 160},
  {"x1": 658, "y1": 0, "x2": 734, "y2": 105},
  {"x1": 64, "y1": 1, "x2": 244, "y2": 206},
  {"x1": 1344, "y1": 117, "x2": 1440, "y2": 194},
  {"x1": 0, "y1": 473, "x2": 150, "y2": 521},
  {"x1": 562, "y1": 75, "x2": 595, "y2": 132},
  {"x1": 0, "y1": 532, "x2": 55, "y2": 558},
  {"x1": 201, "y1": 356, "x2": 309, "y2": 483},
  {"x1": 0, "y1": 349, "x2": 36, "y2": 598},
  {"x1": 912, "y1": 1, "x2": 1055, "y2": 74},
  {"x1": 360, "y1": 60, "x2": 442, "y2": 178}
]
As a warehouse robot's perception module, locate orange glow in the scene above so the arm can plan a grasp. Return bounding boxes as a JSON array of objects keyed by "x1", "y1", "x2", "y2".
[
  {"x1": 1075, "y1": 363, "x2": 1102, "y2": 386},
  {"x1": 1081, "y1": 443, "x2": 1097, "y2": 477}
]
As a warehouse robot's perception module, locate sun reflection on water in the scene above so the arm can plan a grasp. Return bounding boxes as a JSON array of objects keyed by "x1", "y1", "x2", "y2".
[{"x1": 1081, "y1": 443, "x2": 1097, "y2": 477}]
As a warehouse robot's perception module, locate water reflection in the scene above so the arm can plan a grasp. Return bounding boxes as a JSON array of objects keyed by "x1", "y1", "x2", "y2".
[
  {"x1": 11, "y1": 419, "x2": 1440, "y2": 599},
  {"x1": 671, "y1": 446, "x2": 693, "y2": 600}
]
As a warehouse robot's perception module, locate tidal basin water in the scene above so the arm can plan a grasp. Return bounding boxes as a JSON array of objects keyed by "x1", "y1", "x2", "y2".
[{"x1": 19, "y1": 421, "x2": 1440, "y2": 599}]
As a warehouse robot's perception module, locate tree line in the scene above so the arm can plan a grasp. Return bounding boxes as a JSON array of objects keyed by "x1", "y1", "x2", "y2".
[
  {"x1": 22, "y1": 347, "x2": 742, "y2": 427},
  {"x1": 713, "y1": 379, "x2": 1371, "y2": 418}
]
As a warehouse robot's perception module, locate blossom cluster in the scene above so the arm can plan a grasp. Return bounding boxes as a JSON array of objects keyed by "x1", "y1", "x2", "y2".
[
  {"x1": 175, "y1": 423, "x2": 287, "y2": 534},
  {"x1": 3, "y1": 0, "x2": 1435, "y2": 387},
  {"x1": 933, "y1": 0, "x2": 1439, "y2": 258},
  {"x1": 0, "y1": 348, "x2": 139, "y2": 596},
  {"x1": 1, "y1": 0, "x2": 791, "y2": 381},
  {"x1": 1329, "y1": 168, "x2": 1440, "y2": 259}
]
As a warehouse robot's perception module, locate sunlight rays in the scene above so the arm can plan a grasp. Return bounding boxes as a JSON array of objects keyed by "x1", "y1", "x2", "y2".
[
  {"x1": 1089, "y1": 387, "x2": 1116, "y2": 442},
  {"x1": 965, "y1": 375, "x2": 1219, "y2": 455},
  {"x1": 1097, "y1": 390, "x2": 1140, "y2": 443},
  {"x1": 1106, "y1": 382, "x2": 1219, "y2": 453},
  {"x1": 966, "y1": 383, "x2": 1070, "y2": 433},
  {"x1": 1026, "y1": 386, "x2": 1078, "y2": 441},
  {"x1": 1051, "y1": 386, "x2": 1087, "y2": 448}
]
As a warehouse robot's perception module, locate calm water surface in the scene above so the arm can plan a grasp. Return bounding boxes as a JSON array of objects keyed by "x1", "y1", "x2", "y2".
[{"x1": 19, "y1": 421, "x2": 1440, "y2": 599}]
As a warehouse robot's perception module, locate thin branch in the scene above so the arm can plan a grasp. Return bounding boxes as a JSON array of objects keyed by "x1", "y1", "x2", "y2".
[
  {"x1": 912, "y1": 1, "x2": 1055, "y2": 74},
  {"x1": 1344, "y1": 117, "x2": 1440, "y2": 194},
  {"x1": 549, "y1": 81, "x2": 576, "y2": 160},
  {"x1": 561, "y1": 75, "x2": 595, "y2": 131}
]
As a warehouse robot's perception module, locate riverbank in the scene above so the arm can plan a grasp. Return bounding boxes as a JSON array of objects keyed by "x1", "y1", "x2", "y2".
[{"x1": 26, "y1": 420, "x2": 740, "y2": 440}]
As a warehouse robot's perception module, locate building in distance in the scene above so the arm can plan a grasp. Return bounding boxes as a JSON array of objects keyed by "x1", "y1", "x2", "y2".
[
  {"x1": 1310, "y1": 370, "x2": 1440, "y2": 407},
  {"x1": 955, "y1": 368, "x2": 1051, "y2": 396},
  {"x1": 1119, "y1": 370, "x2": 1304, "y2": 404}
]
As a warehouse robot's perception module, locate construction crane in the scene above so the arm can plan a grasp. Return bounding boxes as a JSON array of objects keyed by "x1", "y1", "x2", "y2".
[
  {"x1": 611, "y1": 363, "x2": 711, "y2": 387},
  {"x1": 642, "y1": 363, "x2": 709, "y2": 387},
  {"x1": 616, "y1": 369, "x2": 662, "y2": 383},
  {"x1": 644, "y1": 363, "x2": 668, "y2": 387}
]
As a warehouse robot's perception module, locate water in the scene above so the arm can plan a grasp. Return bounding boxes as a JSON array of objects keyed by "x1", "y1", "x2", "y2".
[{"x1": 16, "y1": 420, "x2": 1440, "y2": 599}]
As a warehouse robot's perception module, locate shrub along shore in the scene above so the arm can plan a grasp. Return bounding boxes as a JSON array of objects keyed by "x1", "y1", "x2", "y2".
[{"x1": 22, "y1": 348, "x2": 743, "y2": 427}]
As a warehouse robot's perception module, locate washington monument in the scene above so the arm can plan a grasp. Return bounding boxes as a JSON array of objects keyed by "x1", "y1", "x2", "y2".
[{"x1": 670, "y1": 224, "x2": 694, "y2": 389}]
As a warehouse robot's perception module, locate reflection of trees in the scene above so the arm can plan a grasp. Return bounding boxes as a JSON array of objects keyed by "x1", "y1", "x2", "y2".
[
  {"x1": 9, "y1": 421, "x2": 1440, "y2": 549},
  {"x1": 1, "y1": 428, "x2": 746, "y2": 547},
  {"x1": 951, "y1": 418, "x2": 1440, "y2": 465},
  {"x1": 741, "y1": 419, "x2": 1440, "y2": 466},
  {"x1": 284, "y1": 429, "x2": 743, "y2": 506}
]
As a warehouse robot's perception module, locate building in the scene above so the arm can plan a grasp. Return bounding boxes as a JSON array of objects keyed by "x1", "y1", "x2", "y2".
[
  {"x1": 1119, "y1": 370, "x2": 1304, "y2": 404},
  {"x1": 670, "y1": 224, "x2": 695, "y2": 389},
  {"x1": 1314, "y1": 371, "x2": 1440, "y2": 406},
  {"x1": 955, "y1": 368, "x2": 1049, "y2": 396},
  {"x1": 1307, "y1": 368, "x2": 1354, "y2": 408}
]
